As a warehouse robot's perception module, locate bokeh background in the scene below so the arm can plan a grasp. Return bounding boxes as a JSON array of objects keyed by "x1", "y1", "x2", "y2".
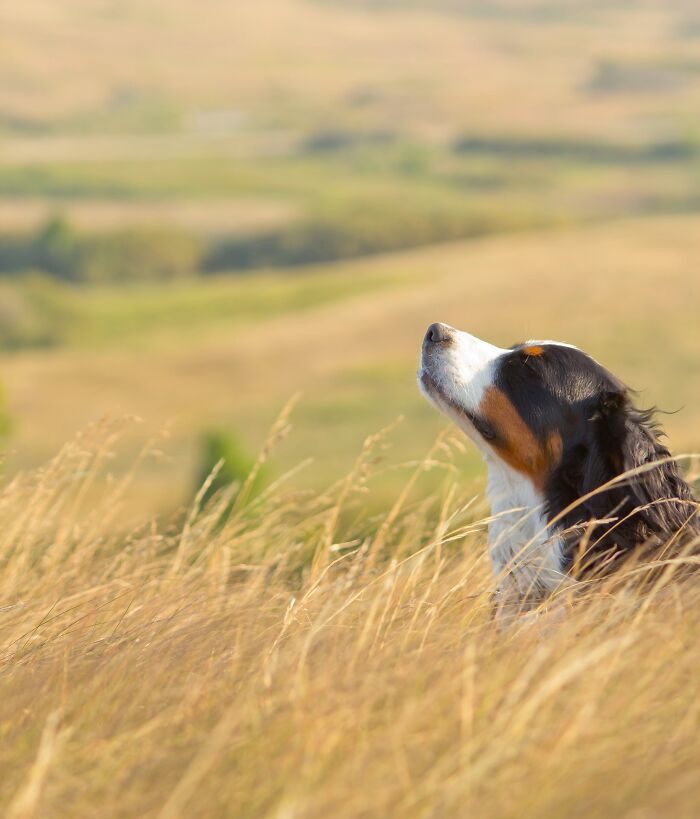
[{"x1": 2, "y1": 0, "x2": 700, "y2": 516}]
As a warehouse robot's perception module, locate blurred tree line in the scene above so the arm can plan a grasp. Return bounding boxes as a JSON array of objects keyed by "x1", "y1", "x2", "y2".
[
  {"x1": 0, "y1": 217, "x2": 201, "y2": 283},
  {"x1": 0, "y1": 203, "x2": 546, "y2": 285}
]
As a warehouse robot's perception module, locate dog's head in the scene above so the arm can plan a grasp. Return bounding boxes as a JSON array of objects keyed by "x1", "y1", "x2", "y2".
[{"x1": 419, "y1": 322, "x2": 698, "y2": 565}]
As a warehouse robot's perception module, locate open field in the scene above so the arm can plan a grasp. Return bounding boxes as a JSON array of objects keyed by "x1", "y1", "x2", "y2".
[
  {"x1": 4, "y1": 0, "x2": 700, "y2": 138},
  {"x1": 3, "y1": 2, "x2": 700, "y2": 815},
  {"x1": 4, "y1": 0, "x2": 699, "y2": 514},
  {"x1": 1, "y1": 418, "x2": 700, "y2": 818},
  {"x1": 2, "y1": 214, "x2": 700, "y2": 517},
  {"x1": 4, "y1": 0, "x2": 700, "y2": 283}
]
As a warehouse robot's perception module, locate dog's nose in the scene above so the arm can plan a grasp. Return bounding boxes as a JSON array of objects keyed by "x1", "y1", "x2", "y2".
[{"x1": 425, "y1": 322, "x2": 455, "y2": 345}]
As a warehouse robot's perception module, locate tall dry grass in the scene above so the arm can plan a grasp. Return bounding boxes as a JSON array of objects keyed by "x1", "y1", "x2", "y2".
[{"x1": 1, "y1": 407, "x2": 700, "y2": 819}]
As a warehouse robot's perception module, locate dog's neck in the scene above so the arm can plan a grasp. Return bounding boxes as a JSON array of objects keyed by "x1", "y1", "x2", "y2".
[{"x1": 483, "y1": 455, "x2": 566, "y2": 599}]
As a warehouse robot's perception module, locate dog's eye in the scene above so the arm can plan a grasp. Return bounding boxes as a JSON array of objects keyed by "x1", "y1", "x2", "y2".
[{"x1": 473, "y1": 418, "x2": 497, "y2": 441}]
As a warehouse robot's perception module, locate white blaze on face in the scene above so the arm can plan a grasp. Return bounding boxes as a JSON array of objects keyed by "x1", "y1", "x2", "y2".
[
  {"x1": 418, "y1": 322, "x2": 568, "y2": 597},
  {"x1": 418, "y1": 323, "x2": 507, "y2": 447}
]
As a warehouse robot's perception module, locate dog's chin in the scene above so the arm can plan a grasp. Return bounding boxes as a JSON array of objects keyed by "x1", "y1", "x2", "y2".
[
  {"x1": 418, "y1": 369, "x2": 481, "y2": 443},
  {"x1": 418, "y1": 368, "x2": 447, "y2": 411},
  {"x1": 418, "y1": 367, "x2": 464, "y2": 426}
]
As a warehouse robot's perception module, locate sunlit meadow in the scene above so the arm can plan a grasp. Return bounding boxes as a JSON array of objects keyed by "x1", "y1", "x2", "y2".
[
  {"x1": 1, "y1": 410, "x2": 700, "y2": 818},
  {"x1": 3, "y1": 1, "x2": 700, "y2": 816}
]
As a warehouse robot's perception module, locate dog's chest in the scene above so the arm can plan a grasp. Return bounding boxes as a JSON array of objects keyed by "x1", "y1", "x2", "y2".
[{"x1": 485, "y1": 459, "x2": 565, "y2": 596}]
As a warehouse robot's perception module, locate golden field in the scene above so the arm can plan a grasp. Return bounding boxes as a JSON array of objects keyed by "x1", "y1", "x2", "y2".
[
  {"x1": 2, "y1": 1, "x2": 700, "y2": 816},
  {"x1": 1, "y1": 416, "x2": 699, "y2": 818},
  {"x1": 1, "y1": 216, "x2": 700, "y2": 813}
]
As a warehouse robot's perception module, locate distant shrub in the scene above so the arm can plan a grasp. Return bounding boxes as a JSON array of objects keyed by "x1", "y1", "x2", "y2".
[
  {"x1": 0, "y1": 217, "x2": 202, "y2": 283},
  {"x1": 35, "y1": 216, "x2": 80, "y2": 278},
  {"x1": 301, "y1": 128, "x2": 395, "y2": 154},
  {"x1": 0, "y1": 216, "x2": 82, "y2": 278},
  {"x1": 78, "y1": 227, "x2": 202, "y2": 283},
  {"x1": 196, "y1": 429, "x2": 266, "y2": 508}
]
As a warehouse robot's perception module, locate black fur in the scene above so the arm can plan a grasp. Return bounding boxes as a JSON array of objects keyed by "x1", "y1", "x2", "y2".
[{"x1": 498, "y1": 345, "x2": 700, "y2": 576}]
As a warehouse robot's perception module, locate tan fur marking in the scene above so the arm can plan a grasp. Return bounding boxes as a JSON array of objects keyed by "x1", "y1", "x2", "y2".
[{"x1": 480, "y1": 387, "x2": 562, "y2": 489}]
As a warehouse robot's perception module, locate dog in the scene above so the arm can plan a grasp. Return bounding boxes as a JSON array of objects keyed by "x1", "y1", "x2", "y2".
[{"x1": 418, "y1": 322, "x2": 699, "y2": 604}]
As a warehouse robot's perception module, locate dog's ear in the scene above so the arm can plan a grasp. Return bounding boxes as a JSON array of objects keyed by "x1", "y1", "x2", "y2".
[
  {"x1": 550, "y1": 389, "x2": 629, "y2": 544},
  {"x1": 555, "y1": 388, "x2": 697, "y2": 554},
  {"x1": 617, "y1": 405, "x2": 697, "y2": 535},
  {"x1": 575, "y1": 389, "x2": 632, "y2": 531}
]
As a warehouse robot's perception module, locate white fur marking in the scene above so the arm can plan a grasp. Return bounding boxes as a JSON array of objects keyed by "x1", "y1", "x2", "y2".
[{"x1": 418, "y1": 325, "x2": 567, "y2": 598}]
